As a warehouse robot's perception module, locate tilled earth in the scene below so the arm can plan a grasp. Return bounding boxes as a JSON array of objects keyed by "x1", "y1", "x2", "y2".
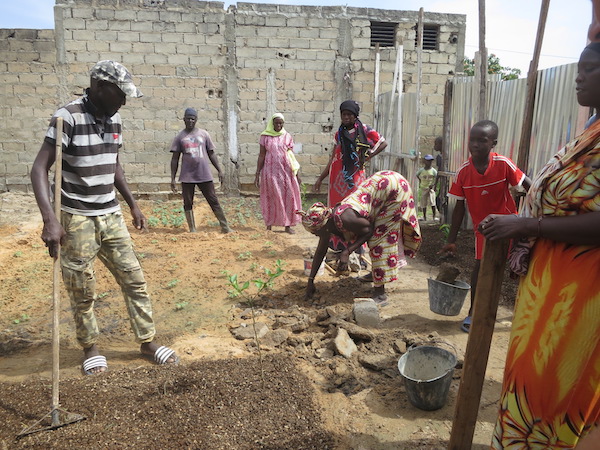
[
  {"x1": 3, "y1": 355, "x2": 335, "y2": 449},
  {"x1": 0, "y1": 192, "x2": 518, "y2": 449}
]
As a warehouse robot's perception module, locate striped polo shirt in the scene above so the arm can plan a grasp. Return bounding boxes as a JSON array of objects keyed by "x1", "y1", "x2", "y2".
[
  {"x1": 44, "y1": 94, "x2": 122, "y2": 216},
  {"x1": 448, "y1": 153, "x2": 525, "y2": 229}
]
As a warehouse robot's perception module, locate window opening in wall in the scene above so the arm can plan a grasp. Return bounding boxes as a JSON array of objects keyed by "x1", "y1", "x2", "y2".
[
  {"x1": 370, "y1": 21, "x2": 397, "y2": 47},
  {"x1": 416, "y1": 24, "x2": 439, "y2": 50}
]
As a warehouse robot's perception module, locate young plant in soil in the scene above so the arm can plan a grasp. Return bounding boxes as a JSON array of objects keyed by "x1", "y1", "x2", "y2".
[
  {"x1": 439, "y1": 224, "x2": 450, "y2": 240},
  {"x1": 224, "y1": 259, "x2": 284, "y2": 383}
]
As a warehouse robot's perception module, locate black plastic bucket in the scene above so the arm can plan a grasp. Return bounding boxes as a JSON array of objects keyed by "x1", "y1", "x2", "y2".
[{"x1": 397, "y1": 345, "x2": 456, "y2": 411}]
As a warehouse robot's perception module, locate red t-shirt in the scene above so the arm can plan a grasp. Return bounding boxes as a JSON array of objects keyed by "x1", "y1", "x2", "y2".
[{"x1": 448, "y1": 153, "x2": 525, "y2": 228}]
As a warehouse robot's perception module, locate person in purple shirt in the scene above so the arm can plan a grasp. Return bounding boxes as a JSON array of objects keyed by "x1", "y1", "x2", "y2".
[{"x1": 170, "y1": 108, "x2": 231, "y2": 233}]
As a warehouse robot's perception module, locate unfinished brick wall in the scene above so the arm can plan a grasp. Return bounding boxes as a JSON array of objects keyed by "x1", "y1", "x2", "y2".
[
  {"x1": 0, "y1": 29, "x2": 58, "y2": 192},
  {"x1": 0, "y1": 0, "x2": 465, "y2": 194}
]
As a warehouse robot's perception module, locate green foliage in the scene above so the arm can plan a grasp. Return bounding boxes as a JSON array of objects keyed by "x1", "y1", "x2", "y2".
[
  {"x1": 237, "y1": 251, "x2": 253, "y2": 260},
  {"x1": 224, "y1": 260, "x2": 285, "y2": 384},
  {"x1": 165, "y1": 279, "x2": 179, "y2": 289},
  {"x1": 236, "y1": 212, "x2": 247, "y2": 226},
  {"x1": 147, "y1": 201, "x2": 185, "y2": 228},
  {"x1": 13, "y1": 251, "x2": 23, "y2": 258},
  {"x1": 463, "y1": 53, "x2": 521, "y2": 80},
  {"x1": 439, "y1": 224, "x2": 451, "y2": 240},
  {"x1": 224, "y1": 260, "x2": 284, "y2": 307},
  {"x1": 13, "y1": 314, "x2": 30, "y2": 324},
  {"x1": 175, "y1": 301, "x2": 189, "y2": 311}
]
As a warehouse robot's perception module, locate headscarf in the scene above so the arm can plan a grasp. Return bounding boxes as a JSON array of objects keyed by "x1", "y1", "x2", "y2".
[
  {"x1": 296, "y1": 202, "x2": 332, "y2": 234},
  {"x1": 338, "y1": 100, "x2": 371, "y2": 189},
  {"x1": 261, "y1": 113, "x2": 286, "y2": 136},
  {"x1": 184, "y1": 107, "x2": 197, "y2": 117}
]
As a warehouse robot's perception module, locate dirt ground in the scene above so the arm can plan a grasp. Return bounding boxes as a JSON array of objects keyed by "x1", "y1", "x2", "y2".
[{"x1": 0, "y1": 192, "x2": 518, "y2": 449}]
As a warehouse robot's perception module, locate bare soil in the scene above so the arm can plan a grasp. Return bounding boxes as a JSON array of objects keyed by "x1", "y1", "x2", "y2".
[{"x1": 0, "y1": 192, "x2": 518, "y2": 449}]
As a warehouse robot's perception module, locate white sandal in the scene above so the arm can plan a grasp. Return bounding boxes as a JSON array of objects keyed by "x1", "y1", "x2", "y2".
[
  {"x1": 82, "y1": 355, "x2": 108, "y2": 375},
  {"x1": 148, "y1": 346, "x2": 179, "y2": 365}
]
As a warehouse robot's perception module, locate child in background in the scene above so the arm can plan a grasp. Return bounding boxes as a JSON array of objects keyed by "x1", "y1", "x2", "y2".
[
  {"x1": 440, "y1": 120, "x2": 531, "y2": 332},
  {"x1": 416, "y1": 154, "x2": 438, "y2": 221}
]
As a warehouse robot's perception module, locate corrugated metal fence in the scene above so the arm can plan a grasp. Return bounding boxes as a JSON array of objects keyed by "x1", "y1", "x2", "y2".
[
  {"x1": 449, "y1": 63, "x2": 587, "y2": 180},
  {"x1": 373, "y1": 62, "x2": 590, "y2": 226}
]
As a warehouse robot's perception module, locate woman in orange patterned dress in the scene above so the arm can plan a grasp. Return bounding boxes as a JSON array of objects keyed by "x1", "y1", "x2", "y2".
[
  {"x1": 480, "y1": 43, "x2": 600, "y2": 449},
  {"x1": 299, "y1": 171, "x2": 421, "y2": 305}
]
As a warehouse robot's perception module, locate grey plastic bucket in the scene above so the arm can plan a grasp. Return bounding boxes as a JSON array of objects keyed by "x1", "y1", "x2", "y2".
[
  {"x1": 397, "y1": 345, "x2": 456, "y2": 411},
  {"x1": 427, "y1": 278, "x2": 470, "y2": 316}
]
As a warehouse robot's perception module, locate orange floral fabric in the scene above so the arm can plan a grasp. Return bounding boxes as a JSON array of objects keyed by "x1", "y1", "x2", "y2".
[{"x1": 492, "y1": 131, "x2": 600, "y2": 448}]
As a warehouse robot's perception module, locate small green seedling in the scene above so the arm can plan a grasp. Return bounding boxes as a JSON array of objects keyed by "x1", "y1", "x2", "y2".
[
  {"x1": 13, "y1": 314, "x2": 30, "y2": 324},
  {"x1": 175, "y1": 301, "x2": 189, "y2": 311},
  {"x1": 237, "y1": 251, "x2": 253, "y2": 260},
  {"x1": 225, "y1": 260, "x2": 285, "y2": 383},
  {"x1": 166, "y1": 279, "x2": 179, "y2": 289},
  {"x1": 439, "y1": 224, "x2": 451, "y2": 240}
]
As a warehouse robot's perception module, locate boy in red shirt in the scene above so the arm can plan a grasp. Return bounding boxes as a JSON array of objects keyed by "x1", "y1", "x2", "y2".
[{"x1": 440, "y1": 120, "x2": 531, "y2": 332}]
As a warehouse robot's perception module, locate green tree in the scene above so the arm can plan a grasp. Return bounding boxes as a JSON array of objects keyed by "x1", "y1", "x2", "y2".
[{"x1": 463, "y1": 53, "x2": 521, "y2": 80}]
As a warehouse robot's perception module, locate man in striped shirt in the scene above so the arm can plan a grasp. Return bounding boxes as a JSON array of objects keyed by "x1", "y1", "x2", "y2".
[
  {"x1": 440, "y1": 120, "x2": 531, "y2": 332},
  {"x1": 31, "y1": 61, "x2": 178, "y2": 374}
]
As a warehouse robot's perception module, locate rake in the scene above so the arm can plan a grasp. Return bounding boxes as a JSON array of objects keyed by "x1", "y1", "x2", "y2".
[{"x1": 17, "y1": 117, "x2": 86, "y2": 438}]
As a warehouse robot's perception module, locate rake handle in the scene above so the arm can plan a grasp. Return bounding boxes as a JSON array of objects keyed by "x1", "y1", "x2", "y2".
[{"x1": 51, "y1": 117, "x2": 63, "y2": 421}]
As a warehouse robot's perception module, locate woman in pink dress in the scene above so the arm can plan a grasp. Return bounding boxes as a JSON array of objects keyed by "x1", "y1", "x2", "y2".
[{"x1": 255, "y1": 113, "x2": 302, "y2": 234}]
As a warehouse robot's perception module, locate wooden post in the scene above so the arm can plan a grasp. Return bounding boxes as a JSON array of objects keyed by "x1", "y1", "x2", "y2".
[
  {"x1": 448, "y1": 238, "x2": 510, "y2": 449},
  {"x1": 415, "y1": 8, "x2": 424, "y2": 157},
  {"x1": 477, "y1": 0, "x2": 487, "y2": 120},
  {"x1": 387, "y1": 45, "x2": 402, "y2": 139},
  {"x1": 516, "y1": 0, "x2": 550, "y2": 174},
  {"x1": 374, "y1": 43, "x2": 381, "y2": 131},
  {"x1": 440, "y1": 79, "x2": 453, "y2": 221},
  {"x1": 51, "y1": 117, "x2": 63, "y2": 425},
  {"x1": 396, "y1": 43, "x2": 404, "y2": 164}
]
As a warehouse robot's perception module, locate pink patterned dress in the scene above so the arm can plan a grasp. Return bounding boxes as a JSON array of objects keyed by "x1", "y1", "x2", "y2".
[
  {"x1": 333, "y1": 171, "x2": 421, "y2": 285},
  {"x1": 259, "y1": 133, "x2": 302, "y2": 227}
]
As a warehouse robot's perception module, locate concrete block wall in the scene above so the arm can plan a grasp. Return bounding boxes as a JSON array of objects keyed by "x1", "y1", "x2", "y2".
[
  {"x1": 0, "y1": 29, "x2": 58, "y2": 192},
  {"x1": 56, "y1": 0, "x2": 229, "y2": 193},
  {"x1": 0, "y1": 0, "x2": 465, "y2": 194}
]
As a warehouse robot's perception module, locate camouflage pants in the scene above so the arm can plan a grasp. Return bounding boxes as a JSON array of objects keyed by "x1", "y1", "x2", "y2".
[{"x1": 60, "y1": 211, "x2": 155, "y2": 348}]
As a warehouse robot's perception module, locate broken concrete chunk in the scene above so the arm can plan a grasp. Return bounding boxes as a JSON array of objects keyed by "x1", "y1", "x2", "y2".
[
  {"x1": 358, "y1": 354, "x2": 396, "y2": 371},
  {"x1": 261, "y1": 329, "x2": 290, "y2": 348},
  {"x1": 230, "y1": 322, "x2": 269, "y2": 340},
  {"x1": 352, "y1": 298, "x2": 381, "y2": 328},
  {"x1": 334, "y1": 328, "x2": 357, "y2": 358},
  {"x1": 393, "y1": 339, "x2": 408, "y2": 354},
  {"x1": 315, "y1": 348, "x2": 334, "y2": 359},
  {"x1": 331, "y1": 319, "x2": 375, "y2": 341}
]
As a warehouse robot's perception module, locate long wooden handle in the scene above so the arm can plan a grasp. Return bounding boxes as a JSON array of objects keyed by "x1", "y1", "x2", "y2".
[
  {"x1": 448, "y1": 238, "x2": 509, "y2": 449},
  {"x1": 51, "y1": 117, "x2": 63, "y2": 414}
]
